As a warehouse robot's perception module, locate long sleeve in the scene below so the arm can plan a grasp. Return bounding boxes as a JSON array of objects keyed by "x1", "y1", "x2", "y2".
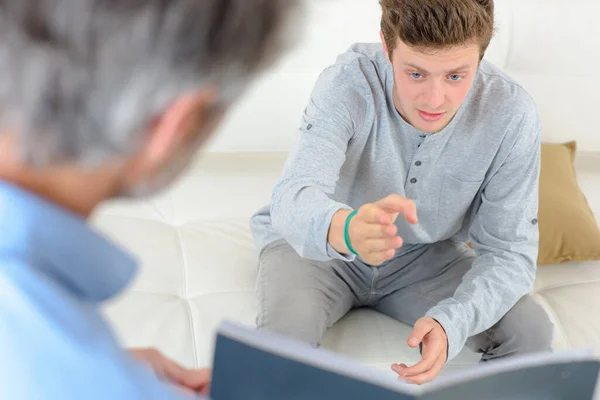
[
  {"x1": 426, "y1": 110, "x2": 542, "y2": 361},
  {"x1": 269, "y1": 65, "x2": 369, "y2": 261}
]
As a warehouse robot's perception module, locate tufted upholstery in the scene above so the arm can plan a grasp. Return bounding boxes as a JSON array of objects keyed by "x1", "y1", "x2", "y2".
[{"x1": 96, "y1": 0, "x2": 600, "y2": 379}]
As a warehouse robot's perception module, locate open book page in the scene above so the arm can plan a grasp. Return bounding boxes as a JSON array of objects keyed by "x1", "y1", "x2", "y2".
[
  {"x1": 211, "y1": 320, "x2": 421, "y2": 399},
  {"x1": 421, "y1": 349, "x2": 600, "y2": 400},
  {"x1": 211, "y1": 320, "x2": 600, "y2": 400}
]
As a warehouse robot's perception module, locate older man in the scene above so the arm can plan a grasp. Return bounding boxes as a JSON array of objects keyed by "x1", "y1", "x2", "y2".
[{"x1": 0, "y1": 0, "x2": 297, "y2": 398}]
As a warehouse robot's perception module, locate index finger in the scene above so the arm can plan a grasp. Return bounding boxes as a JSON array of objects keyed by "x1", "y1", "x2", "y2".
[
  {"x1": 179, "y1": 368, "x2": 212, "y2": 392},
  {"x1": 401, "y1": 340, "x2": 443, "y2": 377},
  {"x1": 376, "y1": 195, "x2": 418, "y2": 224},
  {"x1": 163, "y1": 358, "x2": 188, "y2": 383},
  {"x1": 164, "y1": 359, "x2": 207, "y2": 388},
  {"x1": 404, "y1": 353, "x2": 445, "y2": 385},
  {"x1": 358, "y1": 203, "x2": 392, "y2": 225}
]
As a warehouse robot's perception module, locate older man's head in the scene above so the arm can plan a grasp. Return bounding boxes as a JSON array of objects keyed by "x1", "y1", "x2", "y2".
[{"x1": 0, "y1": 0, "x2": 298, "y2": 208}]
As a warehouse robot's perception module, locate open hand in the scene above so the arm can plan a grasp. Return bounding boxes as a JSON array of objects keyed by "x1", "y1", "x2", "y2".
[
  {"x1": 347, "y1": 194, "x2": 418, "y2": 265},
  {"x1": 391, "y1": 317, "x2": 448, "y2": 385},
  {"x1": 130, "y1": 348, "x2": 211, "y2": 395}
]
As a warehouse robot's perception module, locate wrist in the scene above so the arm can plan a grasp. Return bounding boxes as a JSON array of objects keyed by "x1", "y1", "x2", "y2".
[
  {"x1": 344, "y1": 210, "x2": 359, "y2": 255},
  {"x1": 327, "y1": 209, "x2": 353, "y2": 254},
  {"x1": 430, "y1": 317, "x2": 449, "y2": 362}
]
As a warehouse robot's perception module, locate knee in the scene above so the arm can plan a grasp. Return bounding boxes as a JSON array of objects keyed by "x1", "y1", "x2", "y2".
[
  {"x1": 497, "y1": 295, "x2": 554, "y2": 353},
  {"x1": 518, "y1": 308, "x2": 554, "y2": 352},
  {"x1": 256, "y1": 292, "x2": 327, "y2": 347}
]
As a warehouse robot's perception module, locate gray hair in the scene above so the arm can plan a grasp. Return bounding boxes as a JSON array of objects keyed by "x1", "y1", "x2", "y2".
[{"x1": 0, "y1": 0, "x2": 299, "y2": 167}]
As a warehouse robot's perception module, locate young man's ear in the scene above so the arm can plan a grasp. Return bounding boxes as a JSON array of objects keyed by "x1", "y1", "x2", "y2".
[{"x1": 380, "y1": 31, "x2": 392, "y2": 64}]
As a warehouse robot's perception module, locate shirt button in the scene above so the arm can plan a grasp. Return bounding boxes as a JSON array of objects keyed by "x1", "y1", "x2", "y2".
[
  {"x1": 306, "y1": 124, "x2": 313, "y2": 130},
  {"x1": 420, "y1": 134, "x2": 426, "y2": 138},
  {"x1": 415, "y1": 161, "x2": 422, "y2": 166},
  {"x1": 410, "y1": 178, "x2": 418, "y2": 184},
  {"x1": 532, "y1": 218, "x2": 538, "y2": 225}
]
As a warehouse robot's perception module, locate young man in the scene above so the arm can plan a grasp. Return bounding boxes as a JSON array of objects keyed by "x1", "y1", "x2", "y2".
[
  {"x1": 0, "y1": 0, "x2": 296, "y2": 398},
  {"x1": 250, "y1": 0, "x2": 554, "y2": 385}
]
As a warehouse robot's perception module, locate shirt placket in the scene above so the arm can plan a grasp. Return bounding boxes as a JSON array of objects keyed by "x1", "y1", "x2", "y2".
[{"x1": 404, "y1": 133, "x2": 428, "y2": 200}]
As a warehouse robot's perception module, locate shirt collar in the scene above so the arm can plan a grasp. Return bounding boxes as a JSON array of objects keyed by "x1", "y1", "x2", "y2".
[{"x1": 0, "y1": 180, "x2": 137, "y2": 303}]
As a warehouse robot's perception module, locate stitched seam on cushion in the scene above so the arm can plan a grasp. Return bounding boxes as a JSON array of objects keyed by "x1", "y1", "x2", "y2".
[
  {"x1": 538, "y1": 280, "x2": 600, "y2": 293},
  {"x1": 256, "y1": 254, "x2": 269, "y2": 328},
  {"x1": 175, "y1": 228, "x2": 199, "y2": 368}
]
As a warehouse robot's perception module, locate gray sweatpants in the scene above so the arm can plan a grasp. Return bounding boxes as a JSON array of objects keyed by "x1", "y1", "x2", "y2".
[{"x1": 256, "y1": 239, "x2": 553, "y2": 361}]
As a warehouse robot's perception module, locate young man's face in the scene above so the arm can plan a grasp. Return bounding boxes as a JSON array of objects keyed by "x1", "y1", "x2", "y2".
[{"x1": 381, "y1": 34, "x2": 480, "y2": 133}]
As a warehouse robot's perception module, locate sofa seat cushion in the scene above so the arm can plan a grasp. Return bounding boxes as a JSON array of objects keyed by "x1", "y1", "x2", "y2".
[{"x1": 96, "y1": 151, "x2": 600, "y2": 377}]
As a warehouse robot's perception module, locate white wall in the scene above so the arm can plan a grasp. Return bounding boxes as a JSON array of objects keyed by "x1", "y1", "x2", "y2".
[{"x1": 207, "y1": 0, "x2": 600, "y2": 153}]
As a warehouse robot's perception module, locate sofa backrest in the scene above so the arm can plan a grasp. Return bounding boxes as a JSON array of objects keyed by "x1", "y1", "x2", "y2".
[{"x1": 206, "y1": 0, "x2": 600, "y2": 153}]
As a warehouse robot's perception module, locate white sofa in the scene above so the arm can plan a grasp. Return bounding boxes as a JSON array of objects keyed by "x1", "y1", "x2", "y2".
[{"x1": 96, "y1": 0, "x2": 600, "y2": 380}]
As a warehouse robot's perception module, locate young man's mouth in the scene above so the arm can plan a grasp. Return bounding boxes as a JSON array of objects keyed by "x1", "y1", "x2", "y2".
[{"x1": 417, "y1": 109, "x2": 446, "y2": 121}]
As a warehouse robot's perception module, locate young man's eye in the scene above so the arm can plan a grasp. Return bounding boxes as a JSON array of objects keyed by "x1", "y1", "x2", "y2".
[
  {"x1": 410, "y1": 72, "x2": 423, "y2": 80},
  {"x1": 448, "y1": 74, "x2": 462, "y2": 81}
]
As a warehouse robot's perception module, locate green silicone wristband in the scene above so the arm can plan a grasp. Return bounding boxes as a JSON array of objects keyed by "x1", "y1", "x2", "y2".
[{"x1": 344, "y1": 210, "x2": 359, "y2": 255}]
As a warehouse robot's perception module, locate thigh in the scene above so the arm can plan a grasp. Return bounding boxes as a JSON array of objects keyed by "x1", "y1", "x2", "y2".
[
  {"x1": 373, "y1": 240, "x2": 474, "y2": 326},
  {"x1": 256, "y1": 239, "x2": 366, "y2": 345}
]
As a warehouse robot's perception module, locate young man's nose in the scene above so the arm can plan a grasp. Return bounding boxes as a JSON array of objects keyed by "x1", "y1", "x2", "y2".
[{"x1": 424, "y1": 83, "x2": 445, "y2": 110}]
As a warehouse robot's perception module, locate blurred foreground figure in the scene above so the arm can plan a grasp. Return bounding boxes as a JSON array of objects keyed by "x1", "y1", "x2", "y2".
[{"x1": 0, "y1": 0, "x2": 298, "y2": 398}]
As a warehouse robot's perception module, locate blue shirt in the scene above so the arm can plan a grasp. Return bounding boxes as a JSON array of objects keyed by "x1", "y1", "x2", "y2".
[{"x1": 0, "y1": 180, "x2": 202, "y2": 399}]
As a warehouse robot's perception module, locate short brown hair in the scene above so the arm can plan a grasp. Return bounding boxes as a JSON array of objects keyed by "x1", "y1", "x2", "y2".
[{"x1": 380, "y1": 0, "x2": 495, "y2": 60}]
